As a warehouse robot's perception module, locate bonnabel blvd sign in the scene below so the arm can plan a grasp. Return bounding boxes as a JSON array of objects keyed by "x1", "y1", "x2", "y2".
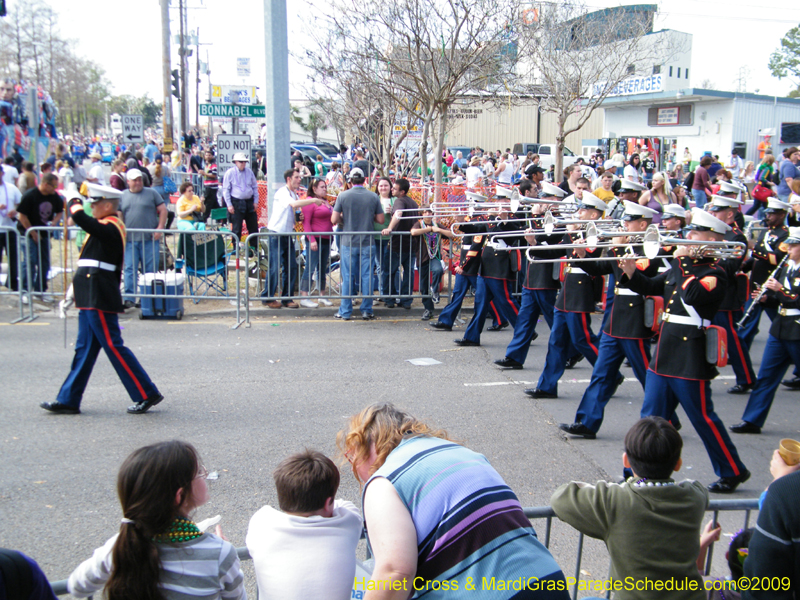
[{"x1": 200, "y1": 104, "x2": 266, "y2": 118}]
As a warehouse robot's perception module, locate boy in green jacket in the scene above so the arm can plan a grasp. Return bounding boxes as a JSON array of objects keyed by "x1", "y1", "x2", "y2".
[{"x1": 551, "y1": 416, "x2": 708, "y2": 600}]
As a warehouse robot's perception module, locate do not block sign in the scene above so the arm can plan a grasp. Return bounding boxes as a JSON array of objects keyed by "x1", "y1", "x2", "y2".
[
  {"x1": 122, "y1": 115, "x2": 144, "y2": 143},
  {"x1": 216, "y1": 134, "x2": 251, "y2": 171}
]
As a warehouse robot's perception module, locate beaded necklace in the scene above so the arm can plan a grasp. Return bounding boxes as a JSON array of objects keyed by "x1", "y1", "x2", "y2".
[
  {"x1": 632, "y1": 477, "x2": 677, "y2": 488},
  {"x1": 152, "y1": 517, "x2": 203, "y2": 544}
]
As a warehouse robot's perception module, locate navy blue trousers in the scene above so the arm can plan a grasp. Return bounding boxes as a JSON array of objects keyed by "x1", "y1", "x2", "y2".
[
  {"x1": 642, "y1": 371, "x2": 747, "y2": 479},
  {"x1": 463, "y1": 277, "x2": 519, "y2": 343},
  {"x1": 505, "y1": 288, "x2": 561, "y2": 365},
  {"x1": 536, "y1": 309, "x2": 601, "y2": 395},
  {"x1": 742, "y1": 335, "x2": 800, "y2": 427},
  {"x1": 712, "y1": 310, "x2": 756, "y2": 387},
  {"x1": 574, "y1": 334, "x2": 651, "y2": 433},
  {"x1": 738, "y1": 299, "x2": 777, "y2": 352},
  {"x1": 56, "y1": 310, "x2": 159, "y2": 409},
  {"x1": 436, "y1": 273, "x2": 500, "y2": 328}
]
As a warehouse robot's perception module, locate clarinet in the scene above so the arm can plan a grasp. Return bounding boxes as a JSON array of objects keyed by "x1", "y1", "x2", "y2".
[{"x1": 736, "y1": 254, "x2": 790, "y2": 329}]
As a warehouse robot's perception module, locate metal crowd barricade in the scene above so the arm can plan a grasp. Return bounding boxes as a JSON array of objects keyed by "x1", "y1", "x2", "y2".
[
  {"x1": 171, "y1": 171, "x2": 205, "y2": 196},
  {"x1": 47, "y1": 498, "x2": 760, "y2": 599},
  {"x1": 242, "y1": 230, "x2": 455, "y2": 326},
  {"x1": 0, "y1": 225, "x2": 25, "y2": 320},
  {"x1": 125, "y1": 228, "x2": 243, "y2": 328}
]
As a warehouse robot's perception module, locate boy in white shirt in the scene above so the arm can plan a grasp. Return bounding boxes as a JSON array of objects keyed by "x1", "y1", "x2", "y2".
[{"x1": 246, "y1": 450, "x2": 362, "y2": 600}]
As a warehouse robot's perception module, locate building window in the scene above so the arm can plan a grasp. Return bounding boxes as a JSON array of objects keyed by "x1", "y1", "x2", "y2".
[
  {"x1": 669, "y1": 66, "x2": 673, "y2": 77},
  {"x1": 685, "y1": 68, "x2": 689, "y2": 80},
  {"x1": 653, "y1": 65, "x2": 661, "y2": 75},
  {"x1": 627, "y1": 64, "x2": 635, "y2": 75},
  {"x1": 677, "y1": 67, "x2": 681, "y2": 78}
]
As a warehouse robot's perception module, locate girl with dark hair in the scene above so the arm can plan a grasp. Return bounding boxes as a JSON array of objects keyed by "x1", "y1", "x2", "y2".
[
  {"x1": 299, "y1": 178, "x2": 334, "y2": 307},
  {"x1": 68, "y1": 440, "x2": 245, "y2": 600}
]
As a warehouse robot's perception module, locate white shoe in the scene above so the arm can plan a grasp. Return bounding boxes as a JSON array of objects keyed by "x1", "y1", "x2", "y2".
[
  {"x1": 300, "y1": 298, "x2": 318, "y2": 308},
  {"x1": 318, "y1": 298, "x2": 333, "y2": 306},
  {"x1": 21, "y1": 293, "x2": 29, "y2": 305}
]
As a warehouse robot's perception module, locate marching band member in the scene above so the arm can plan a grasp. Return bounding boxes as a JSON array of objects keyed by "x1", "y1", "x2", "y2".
[
  {"x1": 705, "y1": 196, "x2": 757, "y2": 394},
  {"x1": 738, "y1": 198, "x2": 791, "y2": 351},
  {"x1": 482, "y1": 181, "x2": 570, "y2": 358},
  {"x1": 619, "y1": 208, "x2": 750, "y2": 493},
  {"x1": 730, "y1": 227, "x2": 800, "y2": 434},
  {"x1": 453, "y1": 194, "x2": 526, "y2": 347},
  {"x1": 557, "y1": 201, "x2": 662, "y2": 433},
  {"x1": 515, "y1": 193, "x2": 609, "y2": 396}
]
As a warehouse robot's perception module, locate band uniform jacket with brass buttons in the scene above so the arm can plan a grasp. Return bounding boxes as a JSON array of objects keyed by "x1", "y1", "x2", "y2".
[
  {"x1": 718, "y1": 226, "x2": 748, "y2": 311},
  {"x1": 745, "y1": 225, "x2": 788, "y2": 292},
  {"x1": 554, "y1": 233, "x2": 603, "y2": 313},
  {"x1": 767, "y1": 262, "x2": 800, "y2": 341},
  {"x1": 525, "y1": 230, "x2": 565, "y2": 290},
  {"x1": 581, "y1": 245, "x2": 660, "y2": 339},
  {"x1": 454, "y1": 222, "x2": 489, "y2": 278},
  {"x1": 69, "y1": 199, "x2": 126, "y2": 313},
  {"x1": 620, "y1": 256, "x2": 727, "y2": 380},
  {"x1": 479, "y1": 218, "x2": 526, "y2": 280}
]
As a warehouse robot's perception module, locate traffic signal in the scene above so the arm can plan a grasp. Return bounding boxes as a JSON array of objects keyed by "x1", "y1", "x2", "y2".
[{"x1": 171, "y1": 69, "x2": 180, "y2": 100}]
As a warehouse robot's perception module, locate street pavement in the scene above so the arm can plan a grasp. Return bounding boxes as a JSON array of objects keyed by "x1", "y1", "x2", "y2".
[{"x1": 1, "y1": 301, "x2": 796, "y2": 597}]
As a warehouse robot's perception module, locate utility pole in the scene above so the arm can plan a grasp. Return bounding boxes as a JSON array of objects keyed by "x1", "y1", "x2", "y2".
[
  {"x1": 179, "y1": 0, "x2": 188, "y2": 139},
  {"x1": 206, "y1": 50, "x2": 213, "y2": 139},
  {"x1": 264, "y1": 0, "x2": 290, "y2": 217},
  {"x1": 195, "y1": 27, "x2": 200, "y2": 130},
  {"x1": 160, "y1": 0, "x2": 174, "y2": 153}
]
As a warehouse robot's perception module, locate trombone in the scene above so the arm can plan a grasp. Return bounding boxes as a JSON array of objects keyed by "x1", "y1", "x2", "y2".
[
  {"x1": 646, "y1": 230, "x2": 747, "y2": 260},
  {"x1": 520, "y1": 223, "x2": 652, "y2": 263}
]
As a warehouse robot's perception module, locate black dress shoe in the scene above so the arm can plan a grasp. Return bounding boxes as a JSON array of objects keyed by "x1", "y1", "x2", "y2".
[
  {"x1": 707, "y1": 470, "x2": 751, "y2": 493},
  {"x1": 127, "y1": 394, "x2": 164, "y2": 414},
  {"x1": 430, "y1": 321, "x2": 452, "y2": 331},
  {"x1": 528, "y1": 332, "x2": 539, "y2": 344},
  {"x1": 611, "y1": 374, "x2": 625, "y2": 396},
  {"x1": 565, "y1": 354, "x2": 584, "y2": 370},
  {"x1": 781, "y1": 376, "x2": 800, "y2": 389},
  {"x1": 494, "y1": 357, "x2": 523, "y2": 370},
  {"x1": 523, "y1": 388, "x2": 557, "y2": 399},
  {"x1": 727, "y1": 384, "x2": 754, "y2": 394},
  {"x1": 729, "y1": 421, "x2": 761, "y2": 434},
  {"x1": 487, "y1": 322, "x2": 509, "y2": 332},
  {"x1": 40, "y1": 401, "x2": 80, "y2": 414},
  {"x1": 123, "y1": 300, "x2": 136, "y2": 310},
  {"x1": 454, "y1": 338, "x2": 480, "y2": 347},
  {"x1": 559, "y1": 422, "x2": 596, "y2": 439}
]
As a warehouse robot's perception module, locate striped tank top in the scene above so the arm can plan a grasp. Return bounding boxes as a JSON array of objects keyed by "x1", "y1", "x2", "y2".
[{"x1": 365, "y1": 436, "x2": 568, "y2": 599}]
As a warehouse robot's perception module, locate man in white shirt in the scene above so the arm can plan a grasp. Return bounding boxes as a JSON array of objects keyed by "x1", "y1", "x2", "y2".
[
  {"x1": 86, "y1": 152, "x2": 106, "y2": 186},
  {"x1": 0, "y1": 165, "x2": 22, "y2": 290},
  {"x1": 728, "y1": 149, "x2": 744, "y2": 178},
  {"x1": 261, "y1": 168, "x2": 323, "y2": 308},
  {"x1": 2, "y1": 158, "x2": 19, "y2": 186}
]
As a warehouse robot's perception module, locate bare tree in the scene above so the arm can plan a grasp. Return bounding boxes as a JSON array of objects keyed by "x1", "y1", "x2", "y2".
[
  {"x1": 305, "y1": 0, "x2": 524, "y2": 193},
  {"x1": 518, "y1": 3, "x2": 687, "y2": 174}
]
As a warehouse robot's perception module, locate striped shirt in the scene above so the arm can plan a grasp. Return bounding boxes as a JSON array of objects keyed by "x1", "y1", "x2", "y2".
[
  {"x1": 68, "y1": 532, "x2": 246, "y2": 600},
  {"x1": 365, "y1": 436, "x2": 568, "y2": 599}
]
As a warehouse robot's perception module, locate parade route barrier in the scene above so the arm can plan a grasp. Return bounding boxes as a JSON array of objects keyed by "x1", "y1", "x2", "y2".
[
  {"x1": 0, "y1": 225, "x2": 25, "y2": 322},
  {"x1": 46, "y1": 498, "x2": 759, "y2": 600},
  {"x1": 242, "y1": 230, "x2": 453, "y2": 326}
]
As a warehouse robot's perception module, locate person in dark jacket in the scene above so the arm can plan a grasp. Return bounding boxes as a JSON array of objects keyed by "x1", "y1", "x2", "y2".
[{"x1": 40, "y1": 184, "x2": 163, "y2": 416}]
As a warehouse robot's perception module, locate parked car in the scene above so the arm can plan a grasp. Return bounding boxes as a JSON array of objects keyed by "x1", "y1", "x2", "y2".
[{"x1": 511, "y1": 143, "x2": 578, "y2": 172}]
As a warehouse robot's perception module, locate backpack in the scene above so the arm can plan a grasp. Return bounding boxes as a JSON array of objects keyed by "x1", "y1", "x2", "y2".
[
  {"x1": 772, "y1": 168, "x2": 781, "y2": 186},
  {"x1": 683, "y1": 170, "x2": 695, "y2": 190}
]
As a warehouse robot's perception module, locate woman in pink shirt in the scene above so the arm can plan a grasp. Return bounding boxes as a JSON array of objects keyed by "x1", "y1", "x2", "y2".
[{"x1": 299, "y1": 178, "x2": 334, "y2": 307}]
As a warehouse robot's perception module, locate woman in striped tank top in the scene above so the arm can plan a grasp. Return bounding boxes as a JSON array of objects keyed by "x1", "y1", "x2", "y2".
[{"x1": 339, "y1": 404, "x2": 568, "y2": 599}]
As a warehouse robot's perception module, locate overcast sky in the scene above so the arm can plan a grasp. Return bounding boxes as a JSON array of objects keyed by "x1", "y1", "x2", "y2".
[{"x1": 51, "y1": 0, "x2": 800, "y2": 111}]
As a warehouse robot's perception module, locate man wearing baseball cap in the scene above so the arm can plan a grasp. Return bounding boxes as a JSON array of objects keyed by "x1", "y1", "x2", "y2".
[
  {"x1": 221, "y1": 152, "x2": 259, "y2": 254},
  {"x1": 41, "y1": 183, "x2": 163, "y2": 415},
  {"x1": 85, "y1": 152, "x2": 106, "y2": 186}
]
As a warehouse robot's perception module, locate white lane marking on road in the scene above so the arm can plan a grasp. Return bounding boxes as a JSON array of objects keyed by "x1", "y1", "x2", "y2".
[{"x1": 464, "y1": 375, "x2": 737, "y2": 387}]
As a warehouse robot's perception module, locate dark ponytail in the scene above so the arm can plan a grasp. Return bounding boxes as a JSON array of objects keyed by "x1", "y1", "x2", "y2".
[{"x1": 104, "y1": 441, "x2": 199, "y2": 600}]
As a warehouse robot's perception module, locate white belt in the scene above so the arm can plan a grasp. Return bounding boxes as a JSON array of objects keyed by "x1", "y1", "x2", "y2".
[
  {"x1": 662, "y1": 313, "x2": 710, "y2": 327},
  {"x1": 780, "y1": 308, "x2": 800, "y2": 317},
  {"x1": 567, "y1": 267, "x2": 587, "y2": 275},
  {"x1": 78, "y1": 259, "x2": 117, "y2": 272},
  {"x1": 614, "y1": 287, "x2": 638, "y2": 296}
]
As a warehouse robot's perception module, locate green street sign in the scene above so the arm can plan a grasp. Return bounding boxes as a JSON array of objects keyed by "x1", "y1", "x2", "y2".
[{"x1": 199, "y1": 103, "x2": 266, "y2": 118}]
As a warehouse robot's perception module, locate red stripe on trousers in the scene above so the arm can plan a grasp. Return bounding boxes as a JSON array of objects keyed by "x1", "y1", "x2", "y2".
[
  {"x1": 581, "y1": 313, "x2": 599, "y2": 355},
  {"x1": 98, "y1": 311, "x2": 147, "y2": 399},
  {"x1": 699, "y1": 381, "x2": 740, "y2": 476},
  {"x1": 489, "y1": 300, "x2": 501, "y2": 323},
  {"x1": 502, "y1": 281, "x2": 519, "y2": 316},
  {"x1": 638, "y1": 339, "x2": 650, "y2": 370},
  {"x1": 728, "y1": 312, "x2": 753, "y2": 384}
]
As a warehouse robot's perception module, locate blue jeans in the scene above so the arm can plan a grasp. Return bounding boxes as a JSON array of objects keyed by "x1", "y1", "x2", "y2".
[
  {"x1": 124, "y1": 238, "x2": 159, "y2": 299},
  {"x1": 21, "y1": 232, "x2": 50, "y2": 293},
  {"x1": 384, "y1": 246, "x2": 414, "y2": 308},
  {"x1": 300, "y1": 238, "x2": 331, "y2": 293},
  {"x1": 338, "y1": 244, "x2": 374, "y2": 318},
  {"x1": 263, "y1": 233, "x2": 298, "y2": 302},
  {"x1": 691, "y1": 188, "x2": 707, "y2": 208},
  {"x1": 418, "y1": 258, "x2": 443, "y2": 311}
]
